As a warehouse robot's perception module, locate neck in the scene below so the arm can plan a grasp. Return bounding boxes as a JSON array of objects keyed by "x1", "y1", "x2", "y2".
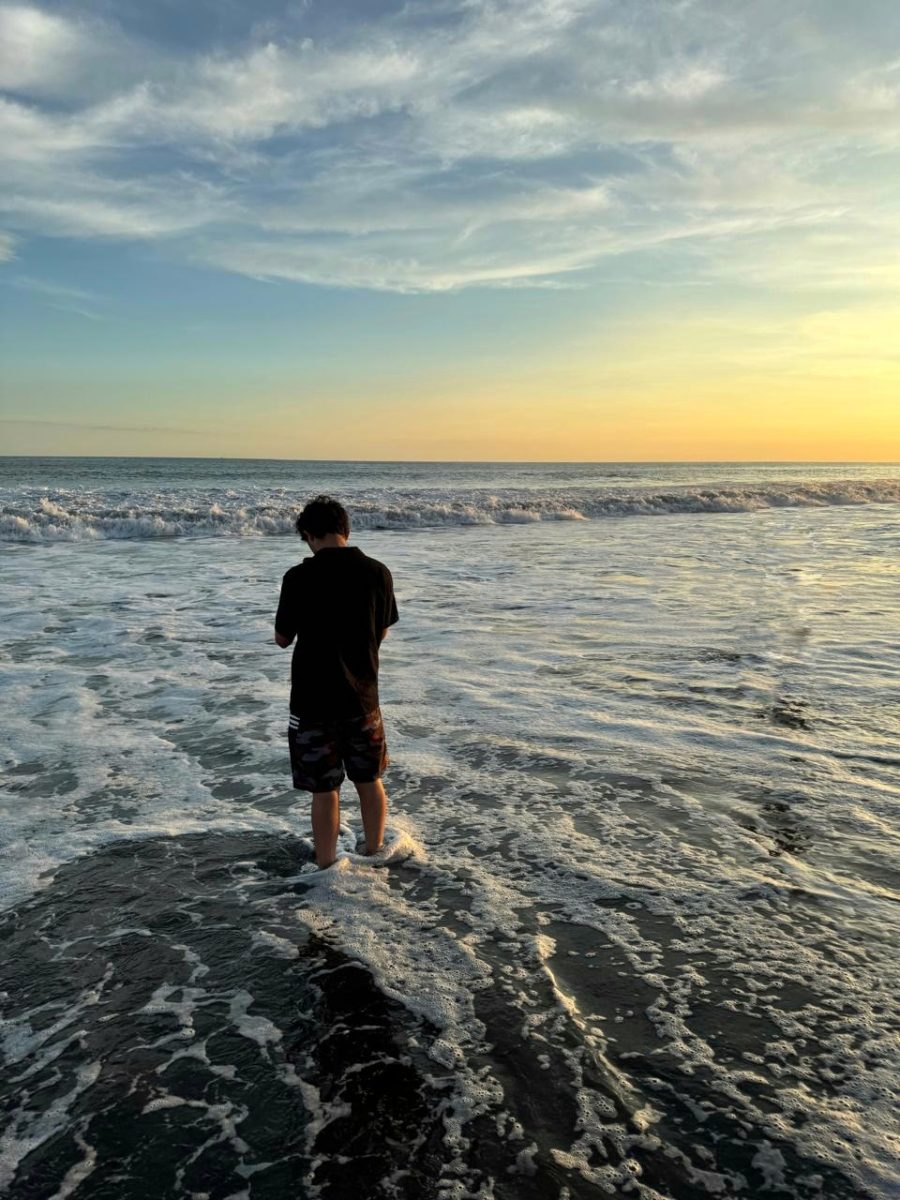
[{"x1": 312, "y1": 533, "x2": 349, "y2": 552}]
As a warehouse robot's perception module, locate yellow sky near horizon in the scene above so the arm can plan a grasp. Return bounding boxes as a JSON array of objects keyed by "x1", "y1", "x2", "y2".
[
  {"x1": 4, "y1": 298, "x2": 898, "y2": 462},
  {"x1": 241, "y1": 305, "x2": 900, "y2": 461},
  {"x1": 6, "y1": 378, "x2": 897, "y2": 462}
]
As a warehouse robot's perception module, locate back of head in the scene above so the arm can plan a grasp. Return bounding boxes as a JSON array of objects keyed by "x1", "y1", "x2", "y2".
[{"x1": 296, "y1": 495, "x2": 351, "y2": 543}]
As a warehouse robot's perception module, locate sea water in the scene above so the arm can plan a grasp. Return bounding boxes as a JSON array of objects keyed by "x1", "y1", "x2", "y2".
[{"x1": 1, "y1": 459, "x2": 899, "y2": 1199}]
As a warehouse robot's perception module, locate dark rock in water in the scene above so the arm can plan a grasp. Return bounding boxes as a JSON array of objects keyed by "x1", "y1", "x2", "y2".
[{"x1": 0, "y1": 833, "x2": 443, "y2": 1200}]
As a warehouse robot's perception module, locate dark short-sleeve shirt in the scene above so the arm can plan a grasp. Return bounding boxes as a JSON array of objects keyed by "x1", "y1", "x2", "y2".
[{"x1": 275, "y1": 546, "x2": 398, "y2": 720}]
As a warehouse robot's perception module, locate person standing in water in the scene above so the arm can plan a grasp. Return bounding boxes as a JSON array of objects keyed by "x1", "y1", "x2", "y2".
[{"x1": 274, "y1": 495, "x2": 399, "y2": 869}]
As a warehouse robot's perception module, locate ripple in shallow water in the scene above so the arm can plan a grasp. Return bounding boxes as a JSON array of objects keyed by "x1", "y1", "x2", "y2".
[{"x1": 0, "y1": 831, "x2": 879, "y2": 1200}]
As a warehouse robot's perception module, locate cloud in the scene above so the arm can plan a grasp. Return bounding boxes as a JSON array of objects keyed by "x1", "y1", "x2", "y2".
[
  {"x1": 0, "y1": 4, "x2": 136, "y2": 100},
  {"x1": 706, "y1": 223, "x2": 900, "y2": 294},
  {"x1": 626, "y1": 65, "x2": 728, "y2": 102},
  {"x1": 2, "y1": 0, "x2": 900, "y2": 291},
  {"x1": 0, "y1": 418, "x2": 207, "y2": 434},
  {"x1": 9, "y1": 274, "x2": 105, "y2": 319},
  {"x1": 0, "y1": 4, "x2": 80, "y2": 92},
  {"x1": 842, "y1": 56, "x2": 900, "y2": 114},
  {"x1": 0, "y1": 230, "x2": 15, "y2": 260},
  {"x1": 4, "y1": 180, "x2": 231, "y2": 238}
]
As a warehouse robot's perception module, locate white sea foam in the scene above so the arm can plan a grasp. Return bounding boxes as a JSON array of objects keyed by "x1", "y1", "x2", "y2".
[
  {"x1": 2, "y1": 488, "x2": 899, "y2": 1196},
  {"x1": 0, "y1": 1061, "x2": 102, "y2": 1192},
  {"x1": 2, "y1": 477, "x2": 899, "y2": 542}
]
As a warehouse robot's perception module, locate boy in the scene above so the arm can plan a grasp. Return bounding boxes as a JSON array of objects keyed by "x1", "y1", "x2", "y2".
[{"x1": 274, "y1": 495, "x2": 398, "y2": 868}]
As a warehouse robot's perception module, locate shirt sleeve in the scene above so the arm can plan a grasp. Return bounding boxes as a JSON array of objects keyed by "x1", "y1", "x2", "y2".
[
  {"x1": 275, "y1": 572, "x2": 298, "y2": 640},
  {"x1": 383, "y1": 568, "x2": 399, "y2": 629}
]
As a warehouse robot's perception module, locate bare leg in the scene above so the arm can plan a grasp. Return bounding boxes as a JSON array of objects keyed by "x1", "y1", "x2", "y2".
[
  {"x1": 311, "y1": 789, "x2": 340, "y2": 867},
  {"x1": 354, "y1": 779, "x2": 388, "y2": 855}
]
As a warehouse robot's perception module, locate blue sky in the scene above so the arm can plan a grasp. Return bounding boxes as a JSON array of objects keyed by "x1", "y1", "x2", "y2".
[{"x1": 1, "y1": 0, "x2": 899, "y2": 458}]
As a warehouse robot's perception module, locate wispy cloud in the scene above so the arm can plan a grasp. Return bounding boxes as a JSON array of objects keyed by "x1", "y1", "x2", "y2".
[
  {"x1": 2, "y1": 0, "x2": 900, "y2": 292},
  {"x1": 10, "y1": 274, "x2": 106, "y2": 319},
  {"x1": 0, "y1": 418, "x2": 207, "y2": 434}
]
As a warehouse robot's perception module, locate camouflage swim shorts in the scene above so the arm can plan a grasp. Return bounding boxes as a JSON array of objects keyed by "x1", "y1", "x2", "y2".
[{"x1": 287, "y1": 708, "x2": 389, "y2": 793}]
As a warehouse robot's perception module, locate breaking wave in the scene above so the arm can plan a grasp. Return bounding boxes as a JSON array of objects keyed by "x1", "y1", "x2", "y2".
[{"x1": 2, "y1": 479, "x2": 900, "y2": 543}]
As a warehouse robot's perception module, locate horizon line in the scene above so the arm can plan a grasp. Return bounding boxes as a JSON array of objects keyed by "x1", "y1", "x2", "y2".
[{"x1": 1, "y1": 454, "x2": 899, "y2": 467}]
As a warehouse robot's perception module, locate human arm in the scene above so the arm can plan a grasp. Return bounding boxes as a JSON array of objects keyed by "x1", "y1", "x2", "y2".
[
  {"x1": 380, "y1": 568, "x2": 398, "y2": 643},
  {"x1": 274, "y1": 572, "x2": 298, "y2": 648}
]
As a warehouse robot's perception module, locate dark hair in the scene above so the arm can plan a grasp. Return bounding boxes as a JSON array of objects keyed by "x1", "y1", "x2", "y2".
[{"x1": 295, "y1": 495, "x2": 350, "y2": 542}]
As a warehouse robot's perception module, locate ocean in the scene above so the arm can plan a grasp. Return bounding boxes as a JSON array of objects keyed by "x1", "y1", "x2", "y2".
[{"x1": 1, "y1": 458, "x2": 898, "y2": 1200}]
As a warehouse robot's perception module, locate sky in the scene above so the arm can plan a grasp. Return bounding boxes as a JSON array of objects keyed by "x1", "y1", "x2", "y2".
[{"x1": 1, "y1": 0, "x2": 899, "y2": 461}]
